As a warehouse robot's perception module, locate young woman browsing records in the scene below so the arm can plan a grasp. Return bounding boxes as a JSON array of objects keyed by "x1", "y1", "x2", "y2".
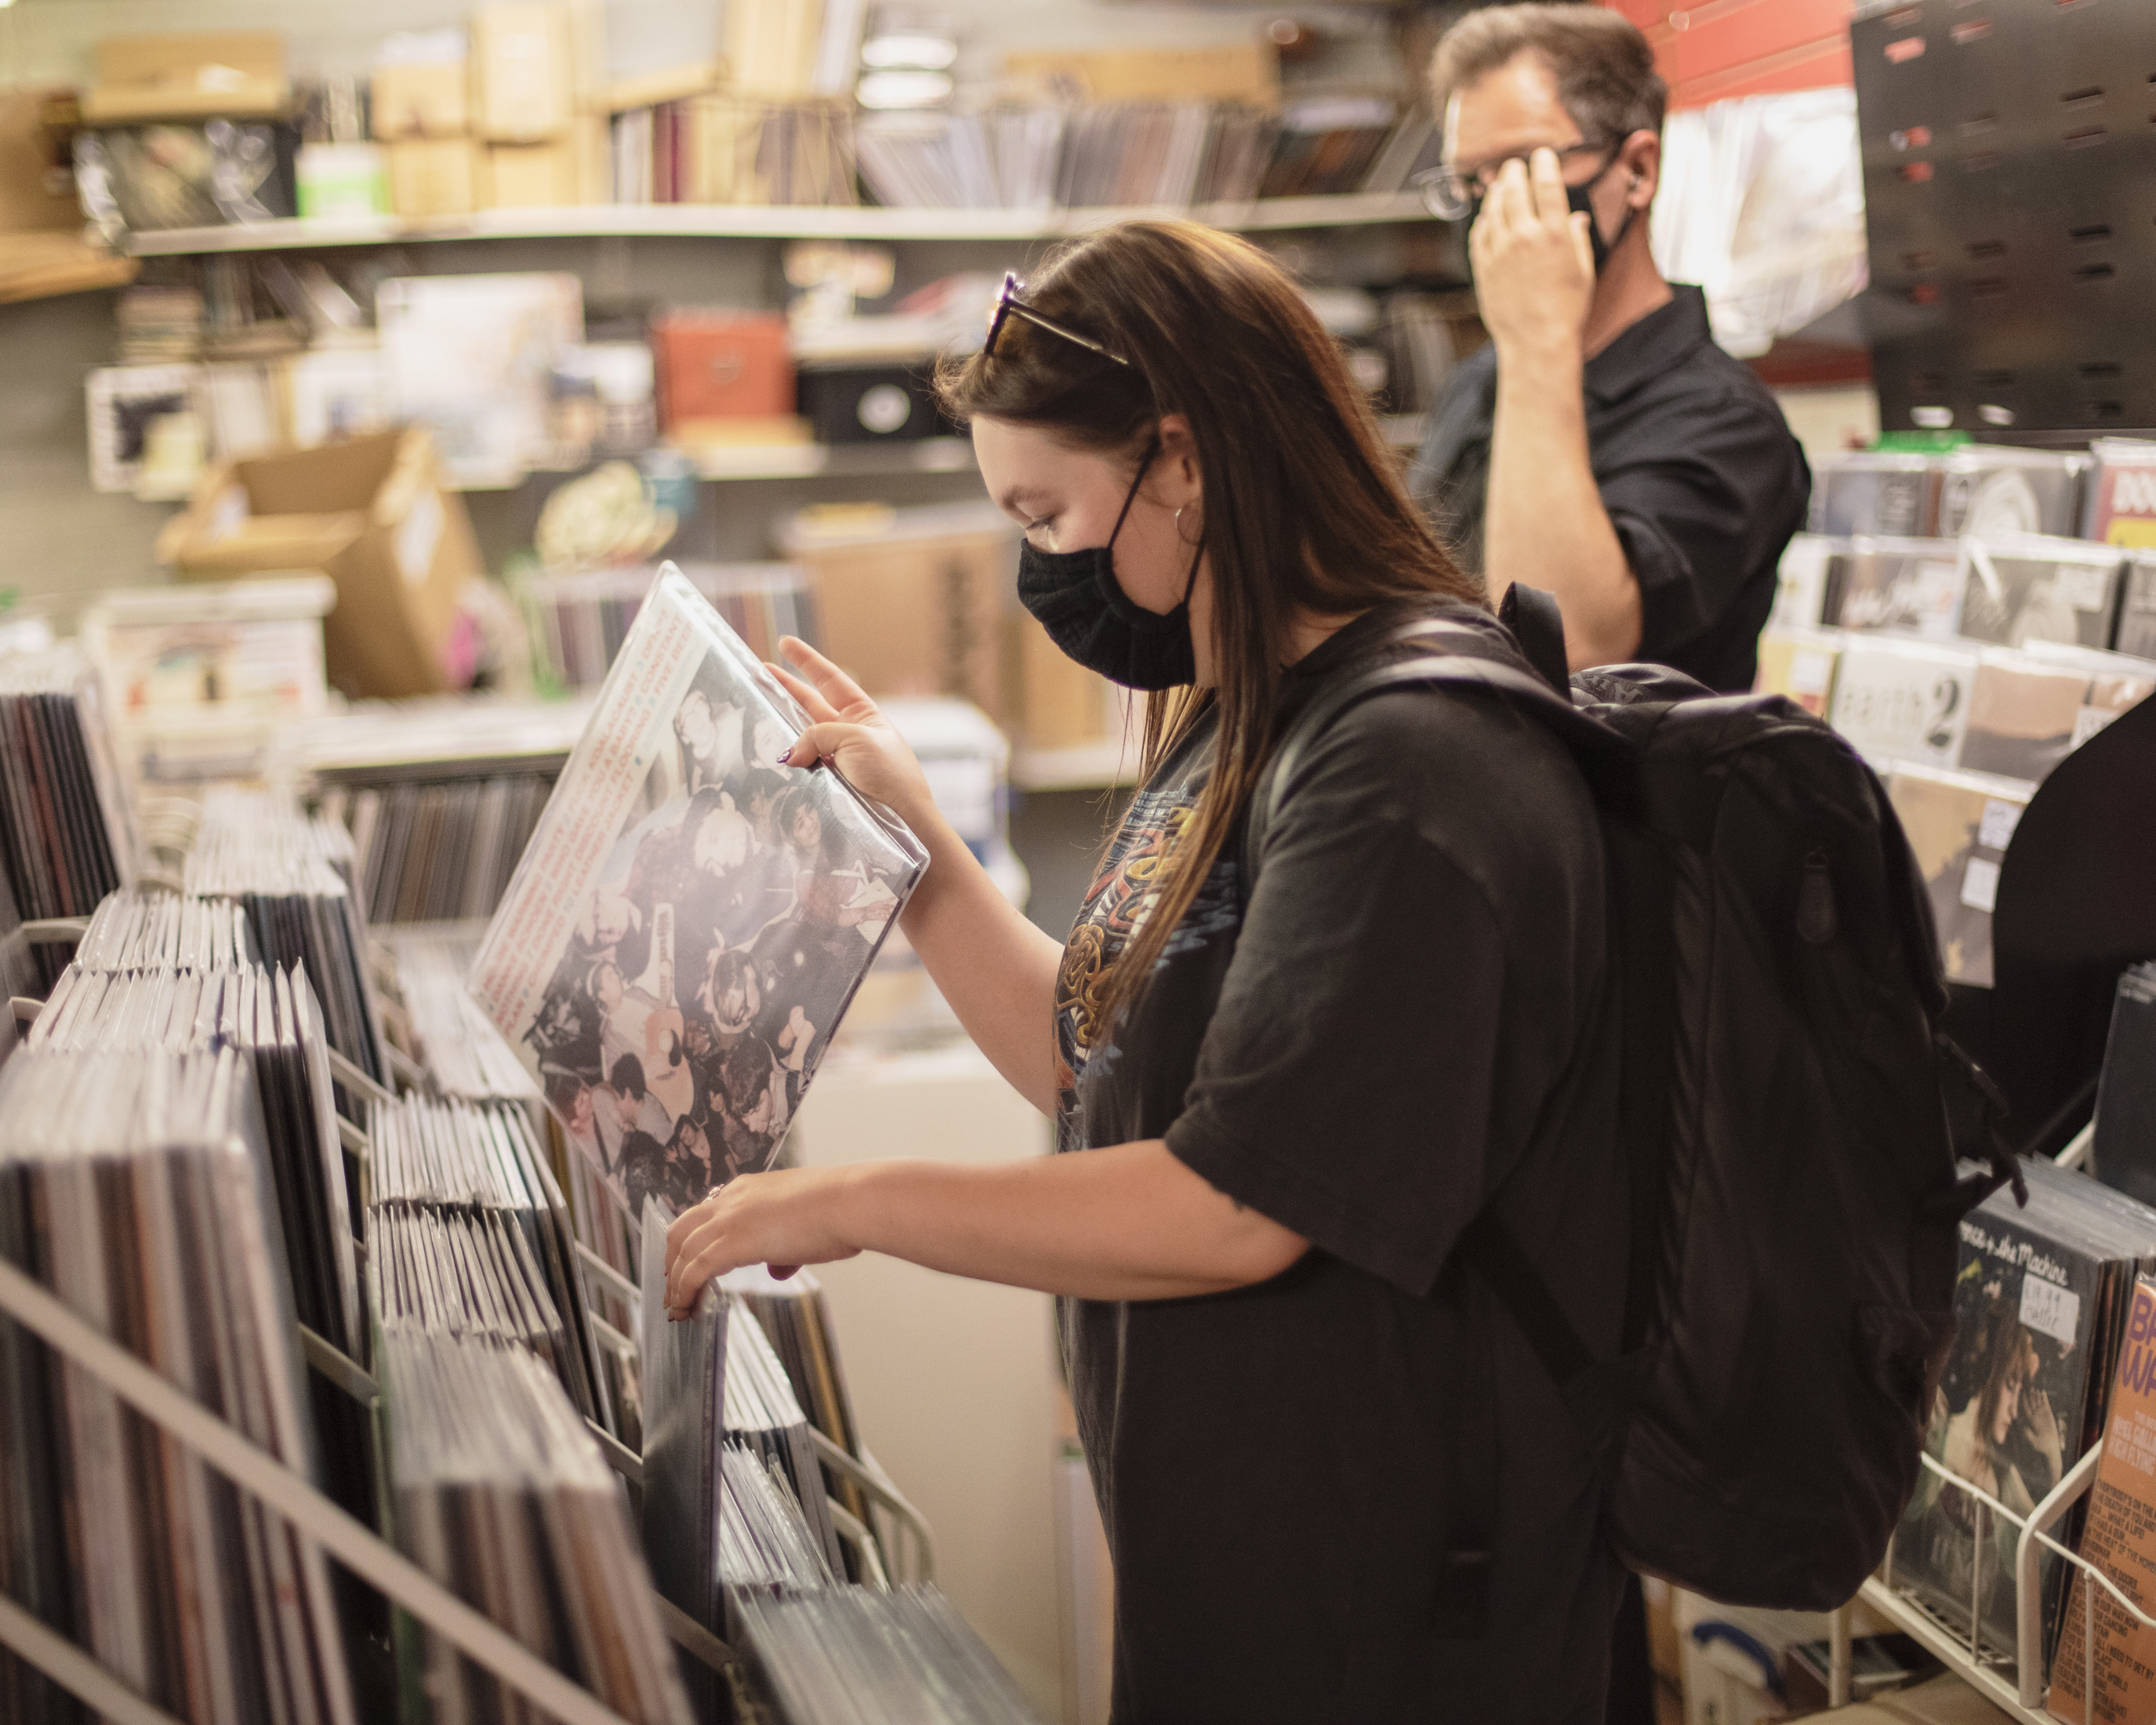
[{"x1": 664, "y1": 220, "x2": 1627, "y2": 1723}]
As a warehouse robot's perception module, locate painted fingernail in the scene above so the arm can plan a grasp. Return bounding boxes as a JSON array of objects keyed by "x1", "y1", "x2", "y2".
[{"x1": 779, "y1": 746, "x2": 793, "y2": 765}]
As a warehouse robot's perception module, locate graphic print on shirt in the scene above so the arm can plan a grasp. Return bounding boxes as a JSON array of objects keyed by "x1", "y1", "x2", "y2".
[{"x1": 1054, "y1": 769, "x2": 1241, "y2": 1143}]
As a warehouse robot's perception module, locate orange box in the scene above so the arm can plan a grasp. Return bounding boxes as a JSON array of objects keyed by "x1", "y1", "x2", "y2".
[{"x1": 651, "y1": 310, "x2": 793, "y2": 430}]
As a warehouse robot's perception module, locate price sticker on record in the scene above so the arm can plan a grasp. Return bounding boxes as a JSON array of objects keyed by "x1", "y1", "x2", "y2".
[{"x1": 2020, "y1": 1273, "x2": 2081, "y2": 1348}]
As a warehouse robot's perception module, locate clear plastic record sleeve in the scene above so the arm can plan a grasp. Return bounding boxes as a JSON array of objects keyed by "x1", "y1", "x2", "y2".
[{"x1": 470, "y1": 564, "x2": 929, "y2": 1219}]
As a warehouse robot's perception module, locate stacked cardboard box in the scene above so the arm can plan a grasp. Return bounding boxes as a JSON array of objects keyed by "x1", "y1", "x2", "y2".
[{"x1": 372, "y1": 5, "x2": 606, "y2": 216}]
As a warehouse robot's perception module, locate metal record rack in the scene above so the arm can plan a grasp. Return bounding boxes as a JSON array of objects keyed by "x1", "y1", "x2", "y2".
[
  {"x1": 0, "y1": 914, "x2": 938, "y2": 1725},
  {"x1": 1820, "y1": 1122, "x2": 2156, "y2": 1721}
]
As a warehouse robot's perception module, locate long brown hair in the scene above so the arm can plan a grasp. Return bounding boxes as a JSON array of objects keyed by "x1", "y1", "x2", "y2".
[{"x1": 937, "y1": 220, "x2": 1481, "y2": 1023}]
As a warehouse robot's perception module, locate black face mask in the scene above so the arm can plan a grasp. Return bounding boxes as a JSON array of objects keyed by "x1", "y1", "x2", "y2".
[
  {"x1": 1468, "y1": 156, "x2": 1637, "y2": 275},
  {"x1": 1016, "y1": 445, "x2": 1203, "y2": 691}
]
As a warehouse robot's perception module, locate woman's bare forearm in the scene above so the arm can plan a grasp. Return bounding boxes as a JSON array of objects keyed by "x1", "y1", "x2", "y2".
[
  {"x1": 664, "y1": 1139, "x2": 1309, "y2": 1310},
  {"x1": 898, "y1": 806, "x2": 1067, "y2": 1112}
]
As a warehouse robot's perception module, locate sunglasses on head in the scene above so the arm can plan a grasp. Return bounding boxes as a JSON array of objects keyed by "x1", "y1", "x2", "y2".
[{"x1": 983, "y1": 271, "x2": 1133, "y2": 368}]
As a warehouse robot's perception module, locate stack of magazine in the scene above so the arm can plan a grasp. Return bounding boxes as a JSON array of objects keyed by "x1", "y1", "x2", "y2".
[
  {"x1": 1891, "y1": 1156, "x2": 2156, "y2": 1665},
  {"x1": 0, "y1": 1046, "x2": 355, "y2": 1725},
  {"x1": 468, "y1": 562, "x2": 927, "y2": 1224},
  {"x1": 366, "y1": 1090, "x2": 617, "y2": 1438},
  {"x1": 376, "y1": 1327, "x2": 691, "y2": 1725},
  {"x1": 0, "y1": 644, "x2": 137, "y2": 982}
]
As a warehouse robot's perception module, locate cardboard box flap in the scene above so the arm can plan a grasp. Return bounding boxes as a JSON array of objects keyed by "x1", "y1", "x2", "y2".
[
  {"x1": 235, "y1": 427, "x2": 406, "y2": 515},
  {"x1": 173, "y1": 510, "x2": 368, "y2": 572}
]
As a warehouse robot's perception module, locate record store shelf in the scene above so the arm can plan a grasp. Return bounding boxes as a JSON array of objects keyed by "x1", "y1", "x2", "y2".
[
  {"x1": 119, "y1": 191, "x2": 1439, "y2": 257},
  {"x1": 691, "y1": 416, "x2": 1428, "y2": 485}
]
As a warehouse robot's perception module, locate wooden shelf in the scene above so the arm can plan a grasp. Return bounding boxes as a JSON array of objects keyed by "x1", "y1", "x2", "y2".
[
  {"x1": 687, "y1": 416, "x2": 1427, "y2": 485},
  {"x1": 118, "y1": 193, "x2": 1436, "y2": 257}
]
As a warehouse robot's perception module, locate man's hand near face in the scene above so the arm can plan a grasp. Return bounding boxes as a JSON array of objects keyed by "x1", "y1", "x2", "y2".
[
  {"x1": 1478, "y1": 147, "x2": 1644, "y2": 667},
  {"x1": 1472, "y1": 151, "x2": 1595, "y2": 362}
]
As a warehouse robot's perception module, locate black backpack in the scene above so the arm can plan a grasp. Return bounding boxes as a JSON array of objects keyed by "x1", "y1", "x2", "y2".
[{"x1": 1242, "y1": 588, "x2": 2019, "y2": 1611}]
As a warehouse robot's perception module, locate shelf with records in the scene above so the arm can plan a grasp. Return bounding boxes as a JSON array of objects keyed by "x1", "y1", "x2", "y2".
[
  {"x1": 1754, "y1": 441, "x2": 2156, "y2": 994},
  {"x1": 0, "y1": 620, "x2": 1040, "y2": 1721},
  {"x1": 117, "y1": 191, "x2": 1438, "y2": 257}
]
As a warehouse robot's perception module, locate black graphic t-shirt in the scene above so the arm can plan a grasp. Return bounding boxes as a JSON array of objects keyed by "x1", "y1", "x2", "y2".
[{"x1": 1054, "y1": 599, "x2": 1628, "y2": 1724}]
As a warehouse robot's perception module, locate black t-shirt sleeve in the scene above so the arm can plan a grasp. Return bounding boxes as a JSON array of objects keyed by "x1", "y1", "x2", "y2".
[
  {"x1": 1163, "y1": 688, "x2": 1595, "y2": 1298},
  {"x1": 1599, "y1": 389, "x2": 1808, "y2": 659}
]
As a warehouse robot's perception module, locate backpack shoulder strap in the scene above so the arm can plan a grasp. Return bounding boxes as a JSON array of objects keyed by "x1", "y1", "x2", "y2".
[
  {"x1": 1497, "y1": 583, "x2": 1572, "y2": 697},
  {"x1": 1241, "y1": 637, "x2": 1609, "y2": 902}
]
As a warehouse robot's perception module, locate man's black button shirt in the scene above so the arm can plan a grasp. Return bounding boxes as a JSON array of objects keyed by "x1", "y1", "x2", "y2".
[{"x1": 1408, "y1": 283, "x2": 1812, "y2": 693}]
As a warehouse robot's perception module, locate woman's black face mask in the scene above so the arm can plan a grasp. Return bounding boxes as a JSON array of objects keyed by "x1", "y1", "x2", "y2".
[{"x1": 1015, "y1": 443, "x2": 1203, "y2": 691}]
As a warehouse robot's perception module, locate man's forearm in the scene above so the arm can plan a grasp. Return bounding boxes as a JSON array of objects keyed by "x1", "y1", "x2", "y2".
[{"x1": 1484, "y1": 341, "x2": 1642, "y2": 666}]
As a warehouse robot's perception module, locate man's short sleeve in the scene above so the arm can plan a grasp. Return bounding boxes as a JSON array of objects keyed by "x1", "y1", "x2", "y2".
[
  {"x1": 1599, "y1": 390, "x2": 1809, "y2": 660},
  {"x1": 1163, "y1": 690, "x2": 1600, "y2": 1297}
]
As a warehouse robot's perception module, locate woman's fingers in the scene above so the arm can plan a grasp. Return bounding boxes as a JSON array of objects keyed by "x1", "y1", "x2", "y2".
[
  {"x1": 783, "y1": 721, "x2": 864, "y2": 772},
  {"x1": 767, "y1": 661, "x2": 843, "y2": 725},
  {"x1": 778, "y1": 636, "x2": 876, "y2": 717}
]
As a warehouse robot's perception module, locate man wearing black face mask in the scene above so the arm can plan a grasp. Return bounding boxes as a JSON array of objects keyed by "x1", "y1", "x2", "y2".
[{"x1": 1408, "y1": 5, "x2": 1809, "y2": 692}]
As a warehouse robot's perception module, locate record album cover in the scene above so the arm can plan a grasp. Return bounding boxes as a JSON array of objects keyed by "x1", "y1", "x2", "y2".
[
  {"x1": 470, "y1": 564, "x2": 928, "y2": 1222},
  {"x1": 1894, "y1": 1188, "x2": 2103, "y2": 1661},
  {"x1": 1958, "y1": 536, "x2": 2125, "y2": 653},
  {"x1": 1886, "y1": 765, "x2": 2029, "y2": 988}
]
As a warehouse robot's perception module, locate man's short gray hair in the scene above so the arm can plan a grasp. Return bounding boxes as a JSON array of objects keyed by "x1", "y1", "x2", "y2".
[{"x1": 1431, "y1": 4, "x2": 1667, "y2": 146}]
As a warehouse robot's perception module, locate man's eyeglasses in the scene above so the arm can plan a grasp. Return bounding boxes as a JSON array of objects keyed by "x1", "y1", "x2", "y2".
[
  {"x1": 983, "y1": 271, "x2": 1133, "y2": 368},
  {"x1": 1413, "y1": 140, "x2": 1613, "y2": 222}
]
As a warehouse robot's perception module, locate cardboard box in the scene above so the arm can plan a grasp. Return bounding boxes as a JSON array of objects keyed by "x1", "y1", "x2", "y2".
[
  {"x1": 82, "y1": 31, "x2": 289, "y2": 124},
  {"x1": 0, "y1": 87, "x2": 85, "y2": 233},
  {"x1": 388, "y1": 138, "x2": 481, "y2": 216},
  {"x1": 652, "y1": 310, "x2": 793, "y2": 430},
  {"x1": 484, "y1": 139, "x2": 577, "y2": 207},
  {"x1": 470, "y1": 3, "x2": 575, "y2": 141},
  {"x1": 1010, "y1": 617, "x2": 1122, "y2": 751},
  {"x1": 481, "y1": 118, "x2": 601, "y2": 207},
  {"x1": 154, "y1": 428, "x2": 482, "y2": 700},
  {"x1": 372, "y1": 59, "x2": 468, "y2": 139},
  {"x1": 775, "y1": 503, "x2": 1018, "y2": 724}
]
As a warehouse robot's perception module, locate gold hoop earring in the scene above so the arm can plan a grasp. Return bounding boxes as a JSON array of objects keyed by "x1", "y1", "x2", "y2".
[{"x1": 1174, "y1": 504, "x2": 1203, "y2": 547}]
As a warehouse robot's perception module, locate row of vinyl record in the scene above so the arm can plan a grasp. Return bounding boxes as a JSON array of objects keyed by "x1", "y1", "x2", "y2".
[
  {"x1": 1773, "y1": 532, "x2": 2156, "y2": 660},
  {"x1": 1810, "y1": 437, "x2": 2156, "y2": 550},
  {"x1": 855, "y1": 95, "x2": 1421, "y2": 212},
  {"x1": 1751, "y1": 624, "x2": 2151, "y2": 986},
  {"x1": 641, "y1": 1199, "x2": 1042, "y2": 1723},
  {"x1": 602, "y1": 95, "x2": 1439, "y2": 214}
]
